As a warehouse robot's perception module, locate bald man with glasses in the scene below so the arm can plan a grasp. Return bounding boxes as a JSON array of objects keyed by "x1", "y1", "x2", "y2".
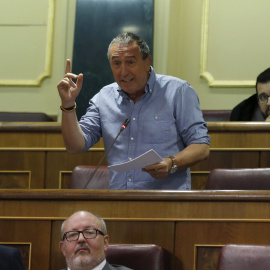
[{"x1": 59, "y1": 211, "x2": 132, "y2": 270}]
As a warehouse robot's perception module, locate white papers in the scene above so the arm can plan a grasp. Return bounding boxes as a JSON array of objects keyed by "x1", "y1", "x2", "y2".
[{"x1": 108, "y1": 149, "x2": 163, "y2": 173}]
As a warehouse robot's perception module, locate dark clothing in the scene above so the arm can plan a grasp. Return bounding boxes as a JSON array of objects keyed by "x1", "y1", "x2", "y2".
[
  {"x1": 61, "y1": 261, "x2": 133, "y2": 270},
  {"x1": 0, "y1": 245, "x2": 25, "y2": 270},
  {"x1": 230, "y1": 94, "x2": 263, "y2": 121},
  {"x1": 103, "y1": 262, "x2": 133, "y2": 270}
]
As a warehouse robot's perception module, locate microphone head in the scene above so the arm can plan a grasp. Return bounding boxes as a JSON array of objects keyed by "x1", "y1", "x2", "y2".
[
  {"x1": 123, "y1": 119, "x2": 130, "y2": 127},
  {"x1": 120, "y1": 119, "x2": 130, "y2": 131}
]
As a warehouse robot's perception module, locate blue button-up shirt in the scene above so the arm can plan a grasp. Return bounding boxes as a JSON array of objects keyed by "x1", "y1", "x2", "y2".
[{"x1": 79, "y1": 68, "x2": 210, "y2": 190}]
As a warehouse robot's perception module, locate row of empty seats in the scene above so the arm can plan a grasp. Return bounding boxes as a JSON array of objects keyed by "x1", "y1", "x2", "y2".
[
  {"x1": 95, "y1": 243, "x2": 270, "y2": 270},
  {"x1": 0, "y1": 110, "x2": 231, "y2": 122},
  {"x1": 70, "y1": 166, "x2": 270, "y2": 190}
]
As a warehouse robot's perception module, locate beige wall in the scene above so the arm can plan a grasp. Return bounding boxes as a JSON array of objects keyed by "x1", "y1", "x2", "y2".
[{"x1": 0, "y1": 0, "x2": 267, "y2": 118}]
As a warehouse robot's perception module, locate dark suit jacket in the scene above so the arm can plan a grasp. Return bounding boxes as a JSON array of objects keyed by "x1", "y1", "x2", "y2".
[
  {"x1": 104, "y1": 261, "x2": 133, "y2": 270},
  {"x1": 61, "y1": 261, "x2": 133, "y2": 270},
  {"x1": 0, "y1": 245, "x2": 25, "y2": 270},
  {"x1": 230, "y1": 94, "x2": 259, "y2": 121}
]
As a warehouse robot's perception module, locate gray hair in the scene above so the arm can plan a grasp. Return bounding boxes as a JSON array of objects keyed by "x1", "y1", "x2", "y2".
[
  {"x1": 60, "y1": 211, "x2": 108, "y2": 240},
  {"x1": 107, "y1": 32, "x2": 150, "y2": 60}
]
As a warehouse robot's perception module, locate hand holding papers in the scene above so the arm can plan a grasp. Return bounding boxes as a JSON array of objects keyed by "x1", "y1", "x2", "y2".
[{"x1": 108, "y1": 149, "x2": 163, "y2": 173}]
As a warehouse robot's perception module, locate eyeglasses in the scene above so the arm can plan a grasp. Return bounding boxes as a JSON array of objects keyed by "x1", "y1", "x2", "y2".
[
  {"x1": 63, "y1": 228, "x2": 105, "y2": 242},
  {"x1": 258, "y1": 93, "x2": 270, "y2": 104}
]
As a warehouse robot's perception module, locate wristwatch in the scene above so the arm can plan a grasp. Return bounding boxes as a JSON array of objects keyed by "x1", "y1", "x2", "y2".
[{"x1": 168, "y1": 156, "x2": 178, "y2": 174}]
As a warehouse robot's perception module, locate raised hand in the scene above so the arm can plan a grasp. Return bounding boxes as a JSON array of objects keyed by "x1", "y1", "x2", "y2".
[{"x1": 57, "y1": 59, "x2": 83, "y2": 108}]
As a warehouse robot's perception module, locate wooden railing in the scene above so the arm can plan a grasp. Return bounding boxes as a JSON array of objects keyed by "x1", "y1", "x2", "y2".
[{"x1": 1, "y1": 122, "x2": 270, "y2": 189}]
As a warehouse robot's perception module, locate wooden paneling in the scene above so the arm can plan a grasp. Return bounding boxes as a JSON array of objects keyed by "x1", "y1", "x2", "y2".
[
  {"x1": 1, "y1": 122, "x2": 270, "y2": 189},
  {"x1": 191, "y1": 172, "x2": 209, "y2": 190},
  {"x1": 1, "y1": 190, "x2": 270, "y2": 270},
  {"x1": 175, "y1": 221, "x2": 270, "y2": 270},
  {"x1": 45, "y1": 150, "x2": 106, "y2": 188},
  {"x1": 59, "y1": 171, "x2": 72, "y2": 189},
  {"x1": 0, "y1": 151, "x2": 45, "y2": 188},
  {"x1": 0, "y1": 171, "x2": 30, "y2": 188},
  {"x1": 191, "y1": 150, "x2": 260, "y2": 171}
]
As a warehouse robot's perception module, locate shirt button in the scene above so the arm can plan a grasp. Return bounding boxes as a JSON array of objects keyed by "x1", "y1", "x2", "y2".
[
  {"x1": 133, "y1": 117, "x2": 136, "y2": 121},
  {"x1": 155, "y1": 116, "x2": 158, "y2": 120},
  {"x1": 129, "y1": 157, "x2": 132, "y2": 161},
  {"x1": 131, "y1": 137, "x2": 134, "y2": 140},
  {"x1": 128, "y1": 178, "x2": 132, "y2": 182},
  {"x1": 149, "y1": 89, "x2": 152, "y2": 93}
]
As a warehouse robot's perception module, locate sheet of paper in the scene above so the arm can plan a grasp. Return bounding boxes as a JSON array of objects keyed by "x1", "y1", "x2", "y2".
[{"x1": 108, "y1": 149, "x2": 163, "y2": 173}]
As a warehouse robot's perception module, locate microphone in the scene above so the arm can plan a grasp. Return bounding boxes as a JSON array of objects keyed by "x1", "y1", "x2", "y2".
[{"x1": 83, "y1": 118, "x2": 130, "y2": 189}]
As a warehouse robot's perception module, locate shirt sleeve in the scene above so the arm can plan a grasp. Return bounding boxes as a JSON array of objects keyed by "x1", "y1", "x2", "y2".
[
  {"x1": 176, "y1": 82, "x2": 210, "y2": 146},
  {"x1": 79, "y1": 94, "x2": 102, "y2": 151}
]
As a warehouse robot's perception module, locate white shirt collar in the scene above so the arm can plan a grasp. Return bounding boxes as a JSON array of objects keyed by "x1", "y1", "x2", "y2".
[{"x1": 67, "y1": 259, "x2": 106, "y2": 270}]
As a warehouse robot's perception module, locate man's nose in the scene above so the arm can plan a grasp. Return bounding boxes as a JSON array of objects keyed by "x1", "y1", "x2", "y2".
[
  {"x1": 77, "y1": 232, "x2": 86, "y2": 242},
  {"x1": 120, "y1": 64, "x2": 129, "y2": 76}
]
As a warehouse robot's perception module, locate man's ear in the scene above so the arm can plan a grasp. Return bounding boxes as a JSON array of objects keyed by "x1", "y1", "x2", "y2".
[
  {"x1": 59, "y1": 241, "x2": 66, "y2": 256},
  {"x1": 103, "y1": 235, "x2": 109, "y2": 251},
  {"x1": 145, "y1": 55, "x2": 152, "y2": 68}
]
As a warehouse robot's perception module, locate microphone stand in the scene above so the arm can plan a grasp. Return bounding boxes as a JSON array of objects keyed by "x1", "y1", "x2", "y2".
[{"x1": 83, "y1": 119, "x2": 130, "y2": 189}]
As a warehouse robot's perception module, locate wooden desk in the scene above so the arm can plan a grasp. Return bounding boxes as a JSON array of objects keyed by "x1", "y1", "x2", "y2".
[
  {"x1": 1, "y1": 122, "x2": 270, "y2": 189},
  {"x1": 1, "y1": 189, "x2": 270, "y2": 270}
]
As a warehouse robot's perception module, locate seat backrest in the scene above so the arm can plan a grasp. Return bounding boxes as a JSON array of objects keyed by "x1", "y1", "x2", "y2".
[
  {"x1": 0, "y1": 112, "x2": 53, "y2": 122},
  {"x1": 206, "y1": 168, "x2": 270, "y2": 190},
  {"x1": 106, "y1": 244, "x2": 169, "y2": 270},
  {"x1": 202, "y1": 110, "x2": 231, "y2": 122},
  {"x1": 216, "y1": 244, "x2": 270, "y2": 270},
  {"x1": 70, "y1": 165, "x2": 110, "y2": 189}
]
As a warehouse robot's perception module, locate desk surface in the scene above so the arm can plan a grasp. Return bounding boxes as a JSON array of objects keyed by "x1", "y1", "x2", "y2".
[
  {"x1": 1, "y1": 121, "x2": 270, "y2": 131},
  {"x1": 1, "y1": 121, "x2": 270, "y2": 148}
]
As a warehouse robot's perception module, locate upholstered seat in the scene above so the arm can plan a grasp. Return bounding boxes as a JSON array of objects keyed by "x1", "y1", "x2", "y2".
[
  {"x1": 106, "y1": 244, "x2": 169, "y2": 270},
  {"x1": 70, "y1": 165, "x2": 110, "y2": 189},
  {"x1": 202, "y1": 110, "x2": 231, "y2": 122},
  {"x1": 216, "y1": 244, "x2": 270, "y2": 270},
  {"x1": 0, "y1": 112, "x2": 53, "y2": 122},
  {"x1": 206, "y1": 168, "x2": 270, "y2": 190}
]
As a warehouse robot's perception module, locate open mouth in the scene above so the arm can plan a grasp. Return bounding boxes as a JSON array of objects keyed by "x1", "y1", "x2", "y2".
[{"x1": 122, "y1": 78, "x2": 134, "y2": 83}]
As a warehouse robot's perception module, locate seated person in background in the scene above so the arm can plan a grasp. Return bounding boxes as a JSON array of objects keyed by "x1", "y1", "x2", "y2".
[
  {"x1": 59, "y1": 211, "x2": 132, "y2": 270},
  {"x1": 0, "y1": 245, "x2": 25, "y2": 270},
  {"x1": 230, "y1": 67, "x2": 270, "y2": 121},
  {"x1": 57, "y1": 32, "x2": 210, "y2": 190}
]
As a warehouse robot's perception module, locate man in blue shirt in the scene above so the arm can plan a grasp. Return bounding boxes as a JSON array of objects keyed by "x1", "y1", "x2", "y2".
[{"x1": 57, "y1": 32, "x2": 210, "y2": 190}]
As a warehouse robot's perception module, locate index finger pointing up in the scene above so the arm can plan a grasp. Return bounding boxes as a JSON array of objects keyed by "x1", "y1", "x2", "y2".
[{"x1": 65, "y1": 59, "x2": 71, "y2": 74}]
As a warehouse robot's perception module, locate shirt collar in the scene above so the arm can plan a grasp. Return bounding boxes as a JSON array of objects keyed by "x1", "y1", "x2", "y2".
[{"x1": 67, "y1": 259, "x2": 106, "y2": 270}]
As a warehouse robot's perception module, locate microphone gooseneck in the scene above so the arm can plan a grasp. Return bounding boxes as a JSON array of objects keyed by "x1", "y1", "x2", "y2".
[{"x1": 83, "y1": 119, "x2": 130, "y2": 189}]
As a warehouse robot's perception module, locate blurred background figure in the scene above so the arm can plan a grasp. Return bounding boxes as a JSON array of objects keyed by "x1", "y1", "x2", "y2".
[
  {"x1": 0, "y1": 245, "x2": 25, "y2": 270},
  {"x1": 230, "y1": 67, "x2": 270, "y2": 121}
]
